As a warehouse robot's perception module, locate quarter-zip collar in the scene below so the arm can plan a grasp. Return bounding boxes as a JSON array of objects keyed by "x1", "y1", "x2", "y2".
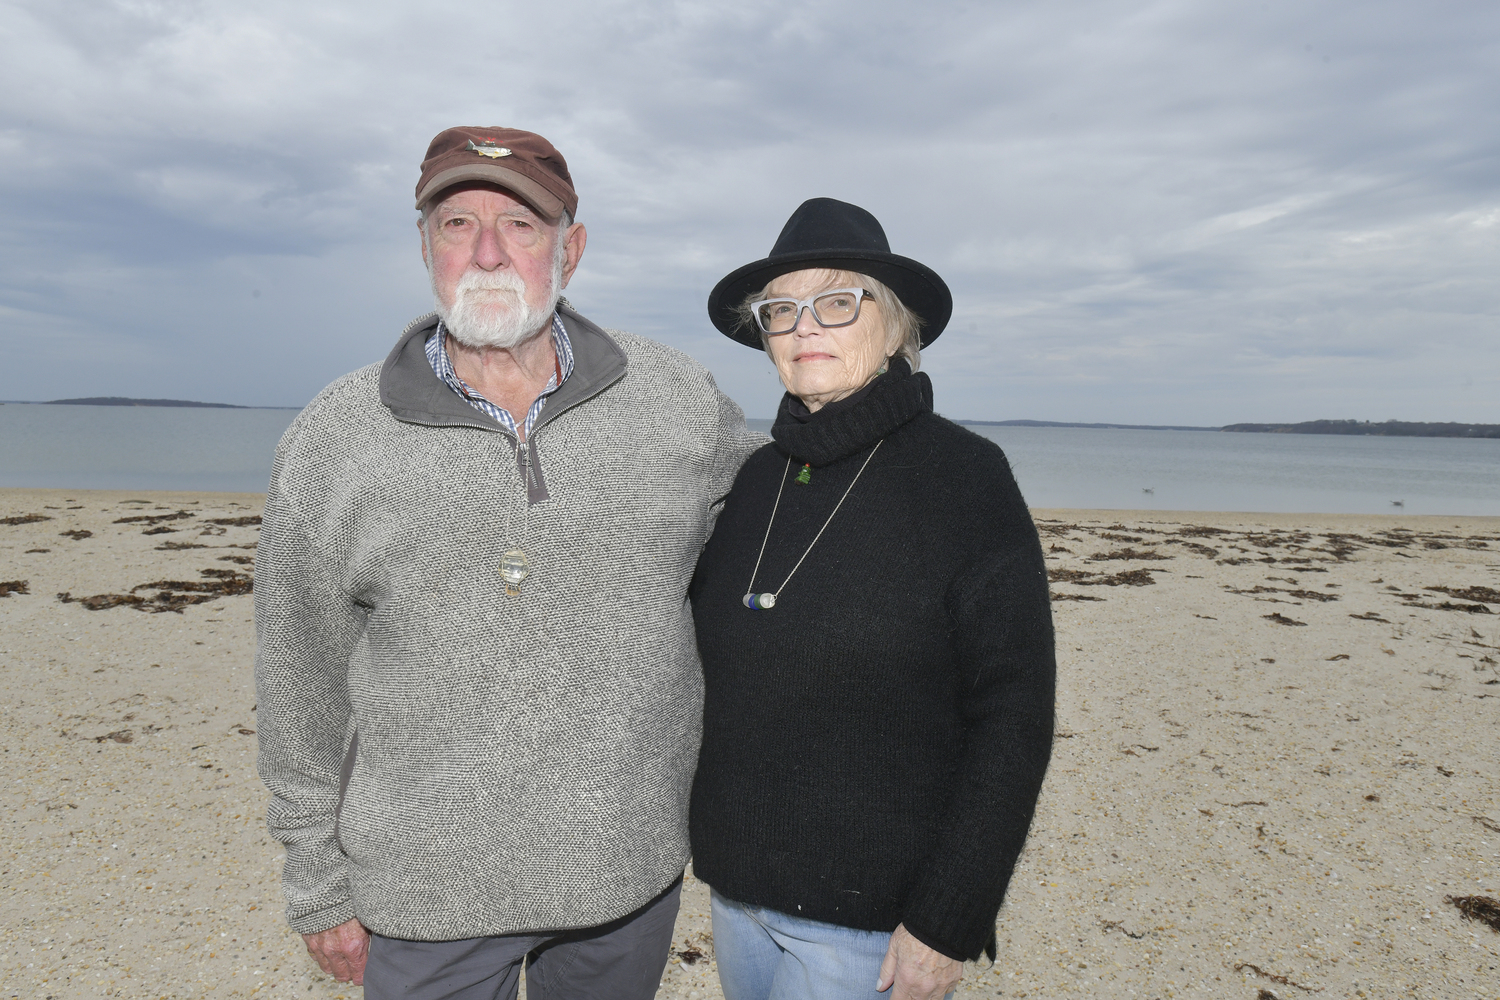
[{"x1": 379, "y1": 300, "x2": 629, "y2": 502}]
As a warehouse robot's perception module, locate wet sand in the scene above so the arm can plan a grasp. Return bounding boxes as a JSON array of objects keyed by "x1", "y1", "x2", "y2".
[{"x1": 1, "y1": 489, "x2": 1496, "y2": 998}]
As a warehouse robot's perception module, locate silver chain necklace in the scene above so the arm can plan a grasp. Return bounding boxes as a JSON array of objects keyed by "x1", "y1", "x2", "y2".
[
  {"x1": 499, "y1": 478, "x2": 531, "y2": 597},
  {"x1": 499, "y1": 437, "x2": 538, "y2": 597},
  {"x1": 742, "y1": 439, "x2": 883, "y2": 609}
]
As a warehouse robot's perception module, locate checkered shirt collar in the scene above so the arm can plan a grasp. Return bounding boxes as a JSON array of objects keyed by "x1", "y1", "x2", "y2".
[{"x1": 425, "y1": 313, "x2": 575, "y2": 440}]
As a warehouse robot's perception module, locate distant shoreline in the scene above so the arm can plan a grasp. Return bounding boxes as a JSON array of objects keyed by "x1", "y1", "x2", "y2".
[
  {"x1": 1, "y1": 398, "x2": 300, "y2": 411},
  {"x1": 961, "y1": 418, "x2": 1500, "y2": 439},
  {"x1": 959, "y1": 419, "x2": 1217, "y2": 432},
  {"x1": 1219, "y1": 419, "x2": 1500, "y2": 439},
  {"x1": 49, "y1": 396, "x2": 245, "y2": 409},
  {"x1": 3, "y1": 401, "x2": 1495, "y2": 437}
]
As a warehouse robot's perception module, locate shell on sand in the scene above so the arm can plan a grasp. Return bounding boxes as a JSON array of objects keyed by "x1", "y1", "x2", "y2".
[{"x1": 1, "y1": 489, "x2": 1497, "y2": 998}]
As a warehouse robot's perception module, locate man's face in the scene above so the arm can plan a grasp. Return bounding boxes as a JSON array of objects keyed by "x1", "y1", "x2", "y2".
[{"x1": 420, "y1": 185, "x2": 584, "y2": 349}]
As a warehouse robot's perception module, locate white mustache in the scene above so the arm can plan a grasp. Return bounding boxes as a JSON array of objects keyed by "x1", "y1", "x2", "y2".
[{"x1": 453, "y1": 269, "x2": 528, "y2": 297}]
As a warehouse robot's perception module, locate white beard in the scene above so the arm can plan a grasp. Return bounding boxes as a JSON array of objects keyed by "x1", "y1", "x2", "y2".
[{"x1": 435, "y1": 259, "x2": 562, "y2": 350}]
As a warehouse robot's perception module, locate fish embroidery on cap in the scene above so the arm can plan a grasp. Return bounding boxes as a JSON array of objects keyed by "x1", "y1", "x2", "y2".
[{"x1": 466, "y1": 140, "x2": 513, "y2": 158}]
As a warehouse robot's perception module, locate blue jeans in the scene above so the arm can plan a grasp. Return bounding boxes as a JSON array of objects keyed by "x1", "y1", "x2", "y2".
[{"x1": 712, "y1": 889, "x2": 935, "y2": 1000}]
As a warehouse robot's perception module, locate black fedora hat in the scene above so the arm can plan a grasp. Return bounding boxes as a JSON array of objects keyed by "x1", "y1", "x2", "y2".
[{"x1": 707, "y1": 198, "x2": 952, "y2": 350}]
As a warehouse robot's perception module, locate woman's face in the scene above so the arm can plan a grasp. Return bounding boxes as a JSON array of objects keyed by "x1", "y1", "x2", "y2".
[{"x1": 762, "y1": 269, "x2": 890, "y2": 412}]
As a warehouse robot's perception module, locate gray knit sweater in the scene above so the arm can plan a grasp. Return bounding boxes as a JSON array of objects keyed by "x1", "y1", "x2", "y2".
[{"x1": 254, "y1": 304, "x2": 761, "y2": 939}]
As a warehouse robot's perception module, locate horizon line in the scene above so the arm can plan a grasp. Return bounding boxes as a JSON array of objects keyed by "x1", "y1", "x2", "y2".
[{"x1": 3, "y1": 400, "x2": 1497, "y2": 433}]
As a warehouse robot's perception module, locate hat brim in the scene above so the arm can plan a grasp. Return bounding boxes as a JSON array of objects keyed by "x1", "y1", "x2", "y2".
[
  {"x1": 415, "y1": 164, "x2": 566, "y2": 220},
  {"x1": 707, "y1": 249, "x2": 952, "y2": 350}
]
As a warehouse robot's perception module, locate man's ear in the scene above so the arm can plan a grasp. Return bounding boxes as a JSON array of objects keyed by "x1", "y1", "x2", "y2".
[
  {"x1": 559, "y1": 223, "x2": 587, "y2": 289},
  {"x1": 418, "y1": 217, "x2": 429, "y2": 267}
]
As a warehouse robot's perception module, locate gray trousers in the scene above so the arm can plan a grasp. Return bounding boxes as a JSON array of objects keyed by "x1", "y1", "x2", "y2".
[{"x1": 364, "y1": 877, "x2": 683, "y2": 1000}]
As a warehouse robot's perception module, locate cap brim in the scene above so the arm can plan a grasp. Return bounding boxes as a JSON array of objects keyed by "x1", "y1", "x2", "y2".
[
  {"x1": 707, "y1": 249, "x2": 953, "y2": 350},
  {"x1": 415, "y1": 164, "x2": 566, "y2": 220}
]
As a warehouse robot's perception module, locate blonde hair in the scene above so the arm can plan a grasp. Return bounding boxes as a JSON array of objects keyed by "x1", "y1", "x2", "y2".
[{"x1": 738, "y1": 268, "x2": 923, "y2": 372}]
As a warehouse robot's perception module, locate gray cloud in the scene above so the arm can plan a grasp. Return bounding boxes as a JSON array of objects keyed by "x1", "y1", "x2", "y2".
[{"x1": 1, "y1": 0, "x2": 1496, "y2": 421}]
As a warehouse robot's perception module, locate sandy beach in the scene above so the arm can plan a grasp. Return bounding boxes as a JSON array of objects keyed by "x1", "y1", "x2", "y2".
[{"x1": 2, "y1": 488, "x2": 1497, "y2": 999}]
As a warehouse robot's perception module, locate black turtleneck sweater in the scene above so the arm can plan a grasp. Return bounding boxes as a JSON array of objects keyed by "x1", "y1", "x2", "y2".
[{"x1": 688, "y1": 363, "x2": 1055, "y2": 962}]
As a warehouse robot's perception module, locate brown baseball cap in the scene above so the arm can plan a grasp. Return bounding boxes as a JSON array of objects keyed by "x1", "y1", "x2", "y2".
[{"x1": 414, "y1": 126, "x2": 578, "y2": 220}]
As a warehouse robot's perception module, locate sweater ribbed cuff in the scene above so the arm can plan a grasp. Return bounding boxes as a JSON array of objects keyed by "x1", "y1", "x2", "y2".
[
  {"x1": 901, "y1": 919, "x2": 971, "y2": 963},
  {"x1": 902, "y1": 874, "x2": 1007, "y2": 962},
  {"x1": 287, "y1": 898, "x2": 358, "y2": 937}
]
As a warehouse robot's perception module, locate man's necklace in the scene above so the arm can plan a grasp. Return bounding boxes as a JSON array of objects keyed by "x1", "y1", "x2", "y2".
[
  {"x1": 742, "y1": 439, "x2": 882, "y2": 610},
  {"x1": 499, "y1": 494, "x2": 531, "y2": 597},
  {"x1": 494, "y1": 349, "x2": 565, "y2": 598}
]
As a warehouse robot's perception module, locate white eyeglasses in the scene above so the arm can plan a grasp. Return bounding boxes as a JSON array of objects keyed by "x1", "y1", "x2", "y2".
[{"x1": 749, "y1": 288, "x2": 872, "y2": 335}]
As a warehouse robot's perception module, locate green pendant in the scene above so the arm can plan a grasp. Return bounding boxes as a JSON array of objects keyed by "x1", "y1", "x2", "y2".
[{"x1": 795, "y1": 464, "x2": 812, "y2": 485}]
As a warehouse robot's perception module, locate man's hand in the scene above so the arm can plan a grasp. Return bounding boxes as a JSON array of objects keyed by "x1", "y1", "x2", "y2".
[
  {"x1": 303, "y1": 918, "x2": 370, "y2": 985},
  {"x1": 876, "y1": 923, "x2": 963, "y2": 999}
]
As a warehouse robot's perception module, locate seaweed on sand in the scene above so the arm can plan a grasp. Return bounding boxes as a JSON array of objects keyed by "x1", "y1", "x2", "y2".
[
  {"x1": 1283, "y1": 589, "x2": 1340, "y2": 603},
  {"x1": 1099, "y1": 569, "x2": 1160, "y2": 586},
  {"x1": 1444, "y1": 894, "x2": 1500, "y2": 932},
  {"x1": 57, "y1": 568, "x2": 253, "y2": 614},
  {"x1": 113, "y1": 510, "x2": 195, "y2": 526},
  {"x1": 1088, "y1": 547, "x2": 1173, "y2": 562},
  {"x1": 1225, "y1": 585, "x2": 1340, "y2": 603},
  {"x1": 1401, "y1": 599, "x2": 1493, "y2": 615},
  {"x1": 1232, "y1": 961, "x2": 1319, "y2": 992},
  {"x1": 57, "y1": 592, "x2": 146, "y2": 611},
  {"x1": 130, "y1": 572, "x2": 252, "y2": 596},
  {"x1": 1048, "y1": 568, "x2": 1159, "y2": 587},
  {"x1": 1169, "y1": 540, "x2": 1220, "y2": 557},
  {"x1": 1316, "y1": 534, "x2": 1367, "y2": 560},
  {"x1": 1424, "y1": 585, "x2": 1500, "y2": 604},
  {"x1": 1175, "y1": 525, "x2": 1229, "y2": 538}
]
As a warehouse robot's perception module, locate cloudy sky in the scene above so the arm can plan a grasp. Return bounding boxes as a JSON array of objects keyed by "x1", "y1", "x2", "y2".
[{"x1": 1, "y1": 0, "x2": 1496, "y2": 423}]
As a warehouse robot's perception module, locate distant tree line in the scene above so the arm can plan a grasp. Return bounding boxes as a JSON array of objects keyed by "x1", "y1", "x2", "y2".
[{"x1": 1222, "y1": 419, "x2": 1500, "y2": 439}]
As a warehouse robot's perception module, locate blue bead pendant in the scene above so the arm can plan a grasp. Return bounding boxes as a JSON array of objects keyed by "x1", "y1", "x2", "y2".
[{"x1": 742, "y1": 592, "x2": 777, "y2": 609}]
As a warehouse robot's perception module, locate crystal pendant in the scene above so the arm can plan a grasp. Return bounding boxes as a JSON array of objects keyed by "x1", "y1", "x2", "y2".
[
  {"x1": 499, "y1": 549, "x2": 531, "y2": 597},
  {"x1": 741, "y1": 592, "x2": 776, "y2": 610}
]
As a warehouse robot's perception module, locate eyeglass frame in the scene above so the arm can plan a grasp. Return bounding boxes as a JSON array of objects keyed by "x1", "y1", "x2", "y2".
[{"x1": 748, "y1": 287, "x2": 874, "y2": 335}]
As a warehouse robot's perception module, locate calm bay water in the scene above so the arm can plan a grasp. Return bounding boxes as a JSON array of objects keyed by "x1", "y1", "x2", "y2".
[
  {"x1": 0, "y1": 403, "x2": 299, "y2": 494},
  {"x1": 956, "y1": 423, "x2": 1500, "y2": 517},
  {"x1": 1, "y1": 404, "x2": 1495, "y2": 515}
]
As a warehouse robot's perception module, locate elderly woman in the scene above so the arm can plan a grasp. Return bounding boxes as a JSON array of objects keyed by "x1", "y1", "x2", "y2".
[{"x1": 689, "y1": 199, "x2": 1056, "y2": 1000}]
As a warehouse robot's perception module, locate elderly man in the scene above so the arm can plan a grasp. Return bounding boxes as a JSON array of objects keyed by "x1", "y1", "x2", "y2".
[{"x1": 255, "y1": 127, "x2": 759, "y2": 999}]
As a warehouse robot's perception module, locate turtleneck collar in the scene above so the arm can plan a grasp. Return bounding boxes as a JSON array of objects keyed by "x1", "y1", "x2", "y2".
[{"x1": 771, "y1": 359, "x2": 933, "y2": 466}]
